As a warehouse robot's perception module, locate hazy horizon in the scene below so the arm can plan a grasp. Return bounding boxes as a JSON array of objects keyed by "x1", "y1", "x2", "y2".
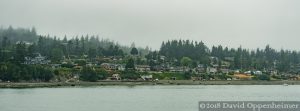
[{"x1": 1, "y1": 0, "x2": 300, "y2": 50}]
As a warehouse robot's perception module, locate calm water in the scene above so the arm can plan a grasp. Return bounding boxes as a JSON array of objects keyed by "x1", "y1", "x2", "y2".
[{"x1": 0, "y1": 85, "x2": 299, "y2": 111}]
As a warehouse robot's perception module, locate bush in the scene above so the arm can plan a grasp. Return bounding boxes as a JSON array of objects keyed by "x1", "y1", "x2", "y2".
[
  {"x1": 254, "y1": 74, "x2": 270, "y2": 81},
  {"x1": 121, "y1": 70, "x2": 139, "y2": 80},
  {"x1": 80, "y1": 67, "x2": 98, "y2": 82},
  {"x1": 152, "y1": 72, "x2": 186, "y2": 80},
  {"x1": 96, "y1": 68, "x2": 109, "y2": 80}
]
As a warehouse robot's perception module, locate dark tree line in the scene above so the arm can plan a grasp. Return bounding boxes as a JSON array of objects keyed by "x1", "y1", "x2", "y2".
[
  {"x1": 0, "y1": 63, "x2": 53, "y2": 82},
  {"x1": 35, "y1": 35, "x2": 125, "y2": 62},
  {"x1": 159, "y1": 40, "x2": 210, "y2": 65},
  {"x1": 157, "y1": 40, "x2": 300, "y2": 72}
]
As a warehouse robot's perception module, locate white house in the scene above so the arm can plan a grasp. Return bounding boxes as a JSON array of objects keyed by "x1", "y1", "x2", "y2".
[
  {"x1": 207, "y1": 67, "x2": 217, "y2": 74},
  {"x1": 254, "y1": 71, "x2": 263, "y2": 75},
  {"x1": 141, "y1": 75, "x2": 153, "y2": 81}
]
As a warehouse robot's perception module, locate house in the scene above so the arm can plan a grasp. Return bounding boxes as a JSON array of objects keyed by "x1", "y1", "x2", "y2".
[
  {"x1": 253, "y1": 71, "x2": 263, "y2": 75},
  {"x1": 141, "y1": 75, "x2": 153, "y2": 81},
  {"x1": 207, "y1": 67, "x2": 217, "y2": 74},
  {"x1": 270, "y1": 70, "x2": 278, "y2": 75},
  {"x1": 100, "y1": 63, "x2": 125, "y2": 71},
  {"x1": 107, "y1": 74, "x2": 121, "y2": 80},
  {"x1": 234, "y1": 70, "x2": 240, "y2": 74},
  {"x1": 16, "y1": 41, "x2": 32, "y2": 45},
  {"x1": 244, "y1": 71, "x2": 252, "y2": 74},
  {"x1": 117, "y1": 65, "x2": 125, "y2": 71},
  {"x1": 101, "y1": 63, "x2": 115, "y2": 70},
  {"x1": 24, "y1": 53, "x2": 50, "y2": 65},
  {"x1": 170, "y1": 66, "x2": 184, "y2": 72},
  {"x1": 136, "y1": 65, "x2": 151, "y2": 72},
  {"x1": 196, "y1": 64, "x2": 206, "y2": 73}
]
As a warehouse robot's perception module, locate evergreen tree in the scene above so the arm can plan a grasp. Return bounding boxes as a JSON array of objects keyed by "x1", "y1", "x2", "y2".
[
  {"x1": 125, "y1": 58, "x2": 135, "y2": 70},
  {"x1": 130, "y1": 47, "x2": 138, "y2": 56}
]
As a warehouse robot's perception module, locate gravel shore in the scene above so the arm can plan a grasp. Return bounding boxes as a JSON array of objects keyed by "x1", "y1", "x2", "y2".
[{"x1": 0, "y1": 80, "x2": 299, "y2": 88}]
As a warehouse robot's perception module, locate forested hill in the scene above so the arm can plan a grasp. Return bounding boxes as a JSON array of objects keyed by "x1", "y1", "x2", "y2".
[
  {"x1": 1, "y1": 26, "x2": 300, "y2": 73},
  {"x1": 2, "y1": 27, "x2": 300, "y2": 82}
]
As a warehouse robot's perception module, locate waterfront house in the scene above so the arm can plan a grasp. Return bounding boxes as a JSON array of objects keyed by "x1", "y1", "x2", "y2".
[
  {"x1": 141, "y1": 75, "x2": 153, "y2": 81},
  {"x1": 107, "y1": 74, "x2": 121, "y2": 80},
  {"x1": 244, "y1": 71, "x2": 252, "y2": 74},
  {"x1": 254, "y1": 71, "x2": 263, "y2": 75}
]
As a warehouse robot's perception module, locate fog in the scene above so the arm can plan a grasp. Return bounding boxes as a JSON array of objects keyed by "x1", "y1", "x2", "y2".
[{"x1": 1, "y1": 0, "x2": 300, "y2": 50}]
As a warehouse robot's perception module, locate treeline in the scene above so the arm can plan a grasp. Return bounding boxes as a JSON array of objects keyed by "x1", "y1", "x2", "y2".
[
  {"x1": 157, "y1": 40, "x2": 300, "y2": 72},
  {"x1": 35, "y1": 35, "x2": 126, "y2": 62},
  {"x1": 159, "y1": 40, "x2": 209, "y2": 64},
  {"x1": 0, "y1": 63, "x2": 53, "y2": 82},
  {"x1": 0, "y1": 27, "x2": 150, "y2": 63}
]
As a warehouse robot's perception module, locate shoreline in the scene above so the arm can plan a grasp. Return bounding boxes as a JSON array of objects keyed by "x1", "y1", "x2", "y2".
[{"x1": 0, "y1": 80, "x2": 300, "y2": 88}]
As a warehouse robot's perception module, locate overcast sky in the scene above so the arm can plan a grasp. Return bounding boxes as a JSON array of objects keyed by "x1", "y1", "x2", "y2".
[{"x1": 0, "y1": 0, "x2": 300, "y2": 50}]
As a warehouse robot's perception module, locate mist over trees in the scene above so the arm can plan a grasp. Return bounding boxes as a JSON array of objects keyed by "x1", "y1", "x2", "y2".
[{"x1": 0, "y1": 26, "x2": 38, "y2": 44}]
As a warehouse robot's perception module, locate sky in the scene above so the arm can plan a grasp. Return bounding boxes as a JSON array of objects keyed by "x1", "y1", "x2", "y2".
[{"x1": 0, "y1": 0, "x2": 300, "y2": 50}]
